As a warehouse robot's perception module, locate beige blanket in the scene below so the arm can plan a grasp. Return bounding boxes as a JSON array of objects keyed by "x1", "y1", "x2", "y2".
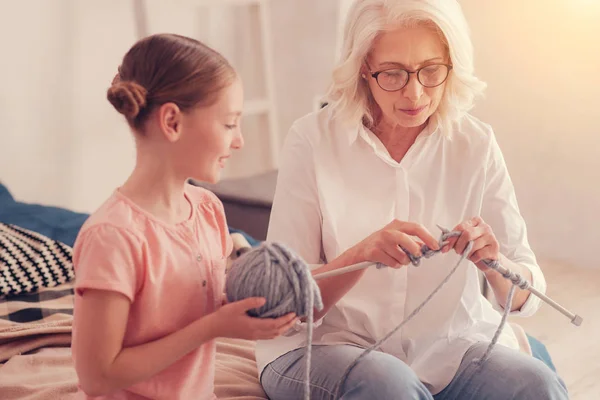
[
  {"x1": 0, "y1": 338, "x2": 266, "y2": 400},
  {"x1": 0, "y1": 347, "x2": 78, "y2": 400},
  {"x1": 0, "y1": 281, "x2": 77, "y2": 399}
]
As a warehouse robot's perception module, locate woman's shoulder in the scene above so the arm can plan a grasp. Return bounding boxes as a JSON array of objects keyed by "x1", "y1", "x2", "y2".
[
  {"x1": 287, "y1": 105, "x2": 356, "y2": 149},
  {"x1": 453, "y1": 113, "x2": 495, "y2": 142},
  {"x1": 447, "y1": 113, "x2": 499, "y2": 155}
]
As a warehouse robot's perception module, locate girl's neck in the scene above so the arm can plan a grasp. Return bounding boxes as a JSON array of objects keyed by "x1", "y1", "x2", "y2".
[{"x1": 119, "y1": 147, "x2": 191, "y2": 225}]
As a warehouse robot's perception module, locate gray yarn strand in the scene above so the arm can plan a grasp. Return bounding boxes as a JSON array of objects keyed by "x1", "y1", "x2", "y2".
[
  {"x1": 473, "y1": 258, "x2": 527, "y2": 365},
  {"x1": 475, "y1": 283, "x2": 516, "y2": 365},
  {"x1": 333, "y1": 236, "x2": 473, "y2": 399}
]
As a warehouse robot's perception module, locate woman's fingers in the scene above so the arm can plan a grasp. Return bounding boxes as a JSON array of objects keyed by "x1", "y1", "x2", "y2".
[
  {"x1": 389, "y1": 231, "x2": 421, "y2": 256},
  {"x1": 394, "y1": 221, "x2": 440, "y2": 251},
  {"x1": 375, "y1": 245, "x2": 408, "y2": 268},
  {"x1": 470, "y1": 247, "x2": 492, "y2": 264},
  {"x1": 465, "y1": 237, "x2": 487, "y2": 261},
  {"x1": 454, "y1": 225, "x2": 485, "y2": 255},
  {"x1": 442, "y1": 237, "x2": 457, "y2": 253}
]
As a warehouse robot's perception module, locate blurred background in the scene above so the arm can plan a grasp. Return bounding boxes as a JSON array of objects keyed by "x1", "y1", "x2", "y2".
[
  {"x1": 1, "y1": 0, "x2": 599, "y2": 270},
  {"x1": 0, "y1": 0, "x2": 598, "y2": 397},
  {"x1": 1, "y1": 0, "x2": 599, "y2": 268}
]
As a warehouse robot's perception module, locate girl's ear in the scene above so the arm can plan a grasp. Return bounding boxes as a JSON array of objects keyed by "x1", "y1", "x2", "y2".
[{"x1": 157, "y1": 102, "x2": 183, "y2": 142}]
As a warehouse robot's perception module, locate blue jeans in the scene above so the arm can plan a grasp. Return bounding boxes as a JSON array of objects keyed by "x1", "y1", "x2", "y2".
[{"x1": 260, "y1": 342, "x2": 568, "y2": 399}]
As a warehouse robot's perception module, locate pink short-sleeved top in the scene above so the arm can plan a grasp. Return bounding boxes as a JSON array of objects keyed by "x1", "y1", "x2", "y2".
[{"x1": 72, "y1": 184, "x2": 232, "y2": 400}]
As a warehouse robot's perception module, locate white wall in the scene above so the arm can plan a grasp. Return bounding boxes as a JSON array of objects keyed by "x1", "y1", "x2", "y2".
[
  {"x1": 0, "y1": 0, "x2": 77, "y2": 208},
  {"x1": 1, "y1": 0, "x2": 598, "y2": 268},
  {"x1": 0, "y1": 0, "x2": 336, "y2": 211},
  {"x1": 459, "y1": 0, "x2": 600, "y2": 269}
]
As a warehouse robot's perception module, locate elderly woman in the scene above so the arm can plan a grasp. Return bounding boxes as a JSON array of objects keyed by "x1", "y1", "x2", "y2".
[{"x1": 255, "y1": 0, "x2": 568, "y2": 399}]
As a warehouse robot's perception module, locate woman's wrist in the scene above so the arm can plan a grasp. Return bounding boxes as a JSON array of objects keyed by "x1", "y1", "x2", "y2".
[
  {"x1": 483, "y1": 265, "x2": 501, "y2": 281},
  {"x1": 340, "y1": 246, "x2": 362, "y2": 267}
]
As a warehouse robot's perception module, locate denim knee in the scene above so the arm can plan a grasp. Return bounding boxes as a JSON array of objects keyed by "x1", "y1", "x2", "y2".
[
  {"x1": 341, "y1": 351, "x2": 433, "y2": 400},
  {"x1": 511, "y1": 360, "x2": 569, "y2": 399}
]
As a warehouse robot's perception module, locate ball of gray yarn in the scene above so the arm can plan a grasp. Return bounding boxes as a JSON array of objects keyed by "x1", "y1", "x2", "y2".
[{"x1": 225, "y1": 242, "x2": 323, "y2": 319}]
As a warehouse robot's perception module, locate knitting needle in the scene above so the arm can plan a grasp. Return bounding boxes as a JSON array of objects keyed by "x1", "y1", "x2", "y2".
[
  {"x1": 312, "y1": 259, "x2": 582, "y2": 326},
  {"x1": 435, "y1": 224, "x2": 584, "y2": 327},
  {"x1": 481, "y1": 259, "x2": 583, "y2": 326},
  {"x1": 310, "y1": 238, "x2": 454, "y2": 280},
  {"x1": 311, "y1": 232, "x2": 583, "y2": 327},
  {"x1": 310, "y1": 261, "x2": 376, "y2": 280}
]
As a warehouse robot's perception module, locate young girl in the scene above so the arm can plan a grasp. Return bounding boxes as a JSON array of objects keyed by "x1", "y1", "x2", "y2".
[{"x1": 71, "y1": 33, "x2": 297, "y2": 400}]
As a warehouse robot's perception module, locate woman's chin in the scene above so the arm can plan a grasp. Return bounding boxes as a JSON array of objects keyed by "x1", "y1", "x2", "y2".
[{"x1": 393, "y1": 111, "x2": 431, "y2": 129}]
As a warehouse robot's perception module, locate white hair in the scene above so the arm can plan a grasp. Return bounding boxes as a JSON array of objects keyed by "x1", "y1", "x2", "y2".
[{"x1": 325, "y1": 0, "x2": 487, "y2": 135}]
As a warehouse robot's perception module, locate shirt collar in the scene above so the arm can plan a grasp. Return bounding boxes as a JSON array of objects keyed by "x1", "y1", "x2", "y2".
[
  {"x1": 349, "y1": 119, "x2": 439, "y2": 147},
  {"x1": 347, "y1": 124, "x2": 361, "y2": 145}
]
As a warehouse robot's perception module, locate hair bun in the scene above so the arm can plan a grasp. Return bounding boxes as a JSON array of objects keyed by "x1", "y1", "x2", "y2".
[{"x1": 107, "y1": 80, "x2": 148, "y2": 119}]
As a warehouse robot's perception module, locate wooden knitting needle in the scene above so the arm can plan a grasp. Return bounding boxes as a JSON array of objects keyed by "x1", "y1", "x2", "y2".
[
  {"x1": 310, "y1": 261, "x2": 375, "y2": 280},
  {"x1": 310, "y1": 241, "x2": 454, "y2": 280}
]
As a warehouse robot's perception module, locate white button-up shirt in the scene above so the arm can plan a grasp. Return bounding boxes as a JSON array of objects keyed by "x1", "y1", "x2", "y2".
[{"x1": 254, "y1": 106, "x2": 545, "y2": 394}]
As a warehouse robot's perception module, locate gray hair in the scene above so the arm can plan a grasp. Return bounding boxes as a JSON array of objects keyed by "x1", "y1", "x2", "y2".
[{"x1": 325, "y1": 0, "x2": 487, "y2": 135}]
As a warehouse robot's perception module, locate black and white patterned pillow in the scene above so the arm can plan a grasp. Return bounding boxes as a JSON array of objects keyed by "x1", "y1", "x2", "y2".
[{"x1": 0, "y1": 223, "x2": 74, "y2": 298}]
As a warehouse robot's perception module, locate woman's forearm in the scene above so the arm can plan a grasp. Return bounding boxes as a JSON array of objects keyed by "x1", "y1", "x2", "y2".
[
  {"x1": 311, "y1": 249, "x2": 366, "y2": 320},
  {"x1": 483, "y1": 253, "x2": 533, "y2": 311}
]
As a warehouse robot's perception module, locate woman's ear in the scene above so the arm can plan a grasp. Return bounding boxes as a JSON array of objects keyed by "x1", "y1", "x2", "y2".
[
  {"x1": 361, "y1": 66, "x2": 368, "y2": 79},
  {"x1": 157, "y1": 102, "x2": 183, "y2": 142},
  {"x1": 360, "y1": 61, "x2": 371, "y2": 79}
]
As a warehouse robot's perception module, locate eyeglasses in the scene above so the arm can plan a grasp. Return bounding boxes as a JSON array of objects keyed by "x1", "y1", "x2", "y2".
[{"x1": 366, "y1": 63, "x2": 453, "y2": 92}]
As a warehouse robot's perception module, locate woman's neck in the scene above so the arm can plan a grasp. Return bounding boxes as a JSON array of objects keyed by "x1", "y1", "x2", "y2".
[{"x1": 373, "y1": 119, "x2": 427, "y2": 163}]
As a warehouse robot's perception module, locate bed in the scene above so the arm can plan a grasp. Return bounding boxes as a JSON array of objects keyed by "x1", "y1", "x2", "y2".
[{"x1": 0, "y1": 181, "x2": 555, "y2": 399}]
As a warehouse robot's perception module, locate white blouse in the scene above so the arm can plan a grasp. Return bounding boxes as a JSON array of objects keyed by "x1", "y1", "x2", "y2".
[{"x1": 254, "y1": 106, "x2": 545, "y2": 394}]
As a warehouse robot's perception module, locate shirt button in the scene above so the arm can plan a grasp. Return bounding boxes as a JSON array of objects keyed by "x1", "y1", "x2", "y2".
[
  {"x1": 202, "y1": 280, "x2": 207, "y2": 287},
  {"x1": 196, "y1": 254, "x2": 203, "y2": 262}
]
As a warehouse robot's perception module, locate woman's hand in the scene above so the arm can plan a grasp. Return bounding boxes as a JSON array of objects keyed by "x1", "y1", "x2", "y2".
[
  {"x1": 349, "y1": 219, "x2": 440, "y2": 268},
  {"x1": 310, "y1": 220, "x2": 439, "y2": 320},
  {"x1": 442, "y1": 216, "x2": 499, "y2": 272}
]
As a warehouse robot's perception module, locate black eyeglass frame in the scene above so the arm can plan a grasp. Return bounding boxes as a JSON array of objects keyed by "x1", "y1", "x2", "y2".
[{"x1": 366, "y1": 62, "x2": 453, "y2": 92}]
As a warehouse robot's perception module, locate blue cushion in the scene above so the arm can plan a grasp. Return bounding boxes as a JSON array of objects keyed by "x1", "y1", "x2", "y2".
[
  {"x1": 0, "y1": 182, "x2": 13, "y2": 202},
  {"x1": 0, "y1": 183, "x2": 89, "y2": 248},
  {"x1": 229, "y1": 227, "x2": 261, "y2": 247},
  {"x1": 528, "y1": 334, "x2": 557, "y2": 372},
  {"x1": 0, "y1": 183, "x2": 260, "y2": 249}
]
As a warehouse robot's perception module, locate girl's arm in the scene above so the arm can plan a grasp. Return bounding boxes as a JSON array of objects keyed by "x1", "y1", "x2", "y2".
[{"x1": 73, "y1": 289, "x2": 296, "y2": 397}]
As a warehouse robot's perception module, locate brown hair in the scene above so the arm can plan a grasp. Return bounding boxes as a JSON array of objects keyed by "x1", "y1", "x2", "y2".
[{"x1": 107, "y1": 33, "x2": 236, "y2": 131}]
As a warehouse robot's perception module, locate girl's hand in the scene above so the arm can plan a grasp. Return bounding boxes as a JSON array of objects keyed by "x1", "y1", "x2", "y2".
[{"x1": 209, "y1": 297, "x2": 298, "y2": 340}]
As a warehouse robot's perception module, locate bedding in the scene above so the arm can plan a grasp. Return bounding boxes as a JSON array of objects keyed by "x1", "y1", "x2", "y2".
[
  {"x1": 0, "y1": 276, "x2": 268, "y2": 400},
  {"x1": 0, "y1": 222, "x2": 74, "y2": 298}
]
